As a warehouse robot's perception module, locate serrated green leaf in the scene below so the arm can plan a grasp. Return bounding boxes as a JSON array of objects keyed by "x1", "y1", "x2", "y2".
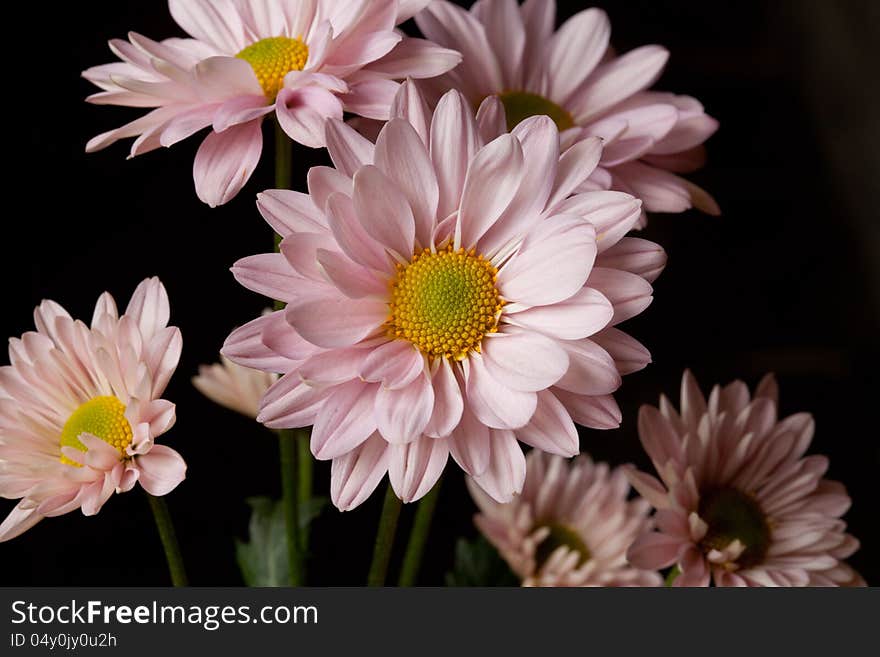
[
  {"x1": 235, "y1": 496, "x2": 329, "y2": 587},
  {"x1": 445, "y1": 536, "x2": 519, "y2": 587}
]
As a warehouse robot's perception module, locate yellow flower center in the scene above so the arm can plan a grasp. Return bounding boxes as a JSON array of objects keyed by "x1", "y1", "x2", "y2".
[
  {"x1": 387, "y1": 246, "x2": 504, "y2": 360},
  {"x1": 497, "y1": 91, "x2": 575, "y2": 132},
  {"x1": 59, "y1": 396, "x2": 133, "y2": 467},
  {"x1": 236, "y1": 36, "x2": 309, "y2": 100}
]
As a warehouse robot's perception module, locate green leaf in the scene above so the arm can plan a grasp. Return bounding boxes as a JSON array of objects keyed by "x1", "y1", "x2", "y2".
[
  {"x1": 445, "y1": 536, "x2": 519, "y2": 587},
  {"x1": 235, "y1": 496, "x2": 328, "y2": 587}
]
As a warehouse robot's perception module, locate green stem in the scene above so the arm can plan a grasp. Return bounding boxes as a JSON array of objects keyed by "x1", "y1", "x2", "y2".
[
  {"x1": 367, "y1": 484, "x2": 403, "y2": 586},
  {"x1": 398, "y1": 478, "x2": 442, "y2": 587},
  {"x1": 272, "y1": 121, "x2": 306, "y2": 586},
  {"x1": 147, "y1": 493, "x2": 188, "y2": 587},
  {"x1": 665, "y1": 565, "x2": 682, "y2": 587},
  {"x1": 297, "y1": 432, "x2": 312, "y2": 552},
  {"x1": 278, "y1": 430, "x2": 302, "y2": 586}
]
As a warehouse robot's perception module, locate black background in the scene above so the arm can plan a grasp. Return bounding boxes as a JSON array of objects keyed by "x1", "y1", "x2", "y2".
[{"x1": 2, "y1": 0, "x2": 878, "y2": 586}]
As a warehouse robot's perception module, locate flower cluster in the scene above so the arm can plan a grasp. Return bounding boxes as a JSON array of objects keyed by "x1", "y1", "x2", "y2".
[{"x1": 0, "y1": 0, "x2": 863, "y2": 589}]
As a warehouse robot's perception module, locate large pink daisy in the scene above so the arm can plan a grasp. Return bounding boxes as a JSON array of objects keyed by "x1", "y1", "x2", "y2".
[
  {"x1": 224, "y1": 81, "x2": 665, "y2": 511},
  {"x1": 470, "y1": 450, "x2": 662, "y2": 586},
  {"x1": 83, "y1": 0, "x2": 460, "y2": 206},
  {"x1": 0, "y1": 278, "x2": 186, "y2": 541},
  {"x1": 626, "y1": 371, "x2": 864, "y2": 587},
  {"x1": 413, "y1": 0, "x2": 719, "y2": 226}
]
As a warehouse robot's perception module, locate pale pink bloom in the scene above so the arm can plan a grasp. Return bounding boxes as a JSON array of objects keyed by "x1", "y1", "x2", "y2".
[
  {"x1": 193, "y1": 355, "x2": 277, "y2": 418},
  {"x1": 224, "y1": 81, "x2": 665, "y2": 511},
  {"x1": 412, "y1": 0, "x2": 719, "y2": 226},
  {"x1": 83, "y1": 0, "x2": 460, "y2": 206},
  {"x1": 626, "y1": 371, "x2": 864, "y2": 587},
  {"x1": 470, "y1": 450, "x2": 662, "y2": 586},
  {"x1": 0, "y1": 278, "x2": 186, "y2": 541}
]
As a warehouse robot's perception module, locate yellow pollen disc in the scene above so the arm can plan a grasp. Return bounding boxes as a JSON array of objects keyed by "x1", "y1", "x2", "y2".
[
  {"x1": 387, "y1": 245, "x2": 504, "y2": 360},
  {"x1": 236, "y1": 36, "x2": 309, "y2": 100},
  {"x1": 59, "y1": 396, "x2": 133, "y2": 467}
]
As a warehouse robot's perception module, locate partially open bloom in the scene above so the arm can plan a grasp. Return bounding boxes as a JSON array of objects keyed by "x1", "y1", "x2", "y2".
[
  {"x1": 414, "y1": 0, "x2": 719, "y2": 226},
  {"x1": 193, "y1": 355, "x2": 277, "y2": 419},
  {"x1": 0, "y1": 278, "x2": 186, "y2": 541},
  {"x1": 84, "y1": 0, "x2": 460, "y2": 206},
  {"x1": 626, "y1": 371, "x2": 864, "y2": 586},
  {"x1": 224, "y1": 81, "x2": 664, "y2": 511},
  {"x1": 470, "y1": 450, "x2": 662, "y2": 586}
]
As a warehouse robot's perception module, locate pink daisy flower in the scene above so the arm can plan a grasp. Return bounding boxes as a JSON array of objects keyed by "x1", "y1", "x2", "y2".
[
  {"x1": 626, "y1": 371, "x2": 864, "y2": 587},
  {"x1": 413, "y1": 0, "x2": 719, "y2": 226},
  {"x1": 193, "y1": 354, "x2": 277, "y2": 419},
  {"x1": 0, "y1": 278, "x2": 186, "y2": 541},
  {"x1": 83, "y1": 0, "x2": 461, "y2": 206},
  {"x1": 469, "y1": 450, "x2": 662, "y2": 586},
  {"x1": 224, "y1": 81, "x2": 665, "y2": 511}
]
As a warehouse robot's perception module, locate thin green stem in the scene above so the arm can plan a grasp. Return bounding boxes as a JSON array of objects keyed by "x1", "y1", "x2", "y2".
[
  {"x1": 278, "y1": 430, "x2": 302, "y2": 586},
  {"x1": 275, "y1": 122, "x2": 311, "y2": 586},
  {"x1": 147, "y1": 493, "x2": 188, "y2": 587},
  {"x1": 367, "y1": 484, "x2": 403, "y2": 586},
  {"x1": 398, "y1": 477, "x2": 442, "y2": 587},
  {"x1": 297, "y1": 432, "x2": 312, "y2": 551}
]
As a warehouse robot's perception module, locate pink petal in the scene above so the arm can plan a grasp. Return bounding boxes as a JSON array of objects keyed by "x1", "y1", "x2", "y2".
[
  {"x1": 481, "y1": 330, "x2": 568, "y2": 392},
  {"x1": 286, "y1": 295, "x2": 387, "y2": 348},
  {"x1": 311, "y1": 381, "x2": 378, "y2": 459},
  {"x1": 586, "y1": 267, "x2": 653, "y2": 325},
  {"x1": 375, "y1": 118, "x2": 439, "y2": 247},
  {"x1": 257, "y1": 189, "x2": 326, "y2": 236},
  {"x1": 325, "y1": 118, "x2": 374, "y2": 178},
  {"x1": 331, "y1": 433, "x2": 391, "y2": 511},
  {"x1": 137, "y1": 445, "x2": 187, "y2": 496},
  {"x1": 364, "y1": 37, "x2": 462, "y2": 79},
  {"x1": 325, "y1": 192, "x2": 391, "y2": 273},
  {"x1": 343, "y1": 77, "x2": 399, "y2": 120},
  {"x1": 425, "y1": 358, "x2": 464, "y2": 438},
  {"x1": 352, "y1": 165, "x2": 416, "y2": 260},
  {"x1": 276, "y1": 85, "x2": 344, "y2": 148},
  {"x1": 550, "y1": 8, "x2": 610, "y2": 104},
  {"x1": 448, "y1": 407, "x2": 490, "y2": 476},
  {"x1": 571, "y1": 45, "x2": 670, "y2": 124},
  {"x1": 430, "y1": 90, "x2": 481, "y2": 219},
  {"x1": 125, "y1": 277, "x2": 170, "y2": 343},
  {"x1": 389, "y1": 436, "x2": 449, "y2": 503},
  {"x1": 506, "y1": 286, "x2": 613, "y2": 340},
  {"x1": 515, "y1": 390, "x2": 579, "y2": 457},
  {"x1": 465, "y1": 355, "x2": 537, "y2": 430},
  {"x1": 457, "y1": 134, "x2": 524, "y2": 249},
  {"x1": 497, "y1": 214, "x2": 597, "y2": 306},
  {"x1": 555, "y1": 339, "x2": 621, "y2": 395},
  {"x1": 193, "y1": 120, "x2": 263, "y2": 207},
  {"x1": 553, "y1": 390, "x2": 622, "y2": 429},
  {"x1": 627, "y1": 532, "x2": 683, "y2": 570},
  {"x1": 471, "y1": 429, "x2": 526, "y2": 503},
  {"x1": 375, "y1": 375, "x2": 434, "y2": 444},
  {"x1": 360, "y1": 341, "x2": 425, "y2": 389},
  {"x1": 596, "y1": 237, "x2": 667, "y2": 283},
  {"x1": 316, "y1": 249, "x2": 387, "y2": 298},
  {"x1": 169, "y1": 0, "x2": 246, "y2": 52}
]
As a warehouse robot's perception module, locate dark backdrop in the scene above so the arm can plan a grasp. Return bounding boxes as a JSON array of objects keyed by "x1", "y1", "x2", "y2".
[{"x1": 2, "y1": 0, "x2": 878, "y2": 586}]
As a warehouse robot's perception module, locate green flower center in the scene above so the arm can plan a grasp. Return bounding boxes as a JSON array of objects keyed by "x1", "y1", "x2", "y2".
[
  {"x1": 236, "y1": 36, "x2": 309, "y2": 100},
  {"x1": 497, "y1": 91, "x2": 575, "y2": 132},
  {"x1": 387, "y1": 245, "x2": 504, "y2": 360},
  {"x1": 534, "y1": 523, "x2": 591, "y2": 571},
  {"x1": 698, "y1": 487, "x2": 771, "y2": 569},
  {"x1": 60, "y1": 396, "x2": 133, "y2": 467}
]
